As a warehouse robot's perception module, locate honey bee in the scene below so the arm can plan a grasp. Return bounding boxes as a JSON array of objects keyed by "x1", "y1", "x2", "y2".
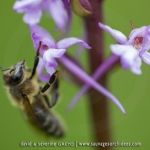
[{"x1": 0, "y1": 42, "x2": 64, "y2": 137}]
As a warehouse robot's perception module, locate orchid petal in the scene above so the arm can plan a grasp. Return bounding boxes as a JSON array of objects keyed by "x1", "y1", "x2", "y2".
[
  {"x1": 23, "y1": 6, "x2": 42, "y2": 25},
  {"x1": 130, "y1": 57, "x2": 142, "y2": 74},
  {"x1": 48, "y1": 0, "x2": 67, "y2": 32},
  {"x1": 62, "y1": 0, "x2": 72, "y2": 30},
  {"x1": 140, "y1": 26, "x2": 150, "y2": 54},
  {"x1": 110, "y1": 44, "x2": 139, "y2": 71},
  {"x1": 140, "y1": 52, "x2": 150, "y2": 65},
  {"x1": 13, "y1": 0, "x2": 43, "y2": 13},
  {"x1": 37, "y1": 57, "x2": 55, "y2": 78},
  {"x1": 110, "y1": 44, "x2": 134, "y2": 56},
  {"x1": 43, "y1": 48, "x2": 66, "y2": 66},
  {"x1": 37, "y1": 58, "x2": 50, "y2": 82},
  {"x1": 98, "y1": 22, "x2": 127, "y2": 44},
  {"x1": 128, "y1": 26, "x2": 147, "y2": 44},
  {"x1": 38, "y1": 73, "x2": 50, "y2": 82},
  {"x1": 29, "y1": 25, "x2": 56, "y2": 52},
  {"x1": 45, "y1": 64, "x2": 56, "y2": 76},
  {"x1": 37, "y1": 58, "x2": 45, "y2": 74},
  {"x1": 121, "y1": 47, "x2": 138, "y2": 68},
  {"x1": 57, "y1": 37, "x2": 91, "y2": 49},
  {"x1": 44, "y1": 48, "x2": 66, "y2": 59}
]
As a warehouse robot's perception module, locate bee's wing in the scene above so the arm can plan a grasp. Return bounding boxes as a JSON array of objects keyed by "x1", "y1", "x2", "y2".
[
  {"x1": 21, "y1": 94, "x2": 64, "y2": 137},
  {"x1": 21, "y1": 95, "x2": 47, "y2": 134}
]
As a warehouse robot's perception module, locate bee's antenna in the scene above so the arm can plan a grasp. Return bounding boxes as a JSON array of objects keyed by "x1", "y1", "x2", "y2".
[{"x1": 0, "y1": 65, "x2": 10, "y2": 72}]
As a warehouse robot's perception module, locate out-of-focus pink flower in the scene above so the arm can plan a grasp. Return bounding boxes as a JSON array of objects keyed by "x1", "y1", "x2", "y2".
[
  {"x1": 13, "y1": 0, "x2": 71, "y2": 32},
  {"x1": 99, "y1": 22, "x2": 150, "y2": 74},
  {"x1": 29, "y1": 24, "x2": 91, "y2": 79}
]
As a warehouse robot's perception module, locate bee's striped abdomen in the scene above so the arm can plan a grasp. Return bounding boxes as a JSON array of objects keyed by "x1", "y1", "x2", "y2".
[
  {"x1": 24, "y1": 96, "x2": 64, "y2": 137},
  {"x1": 33, "y1": 101, "x2": 64, "y2": 137}
]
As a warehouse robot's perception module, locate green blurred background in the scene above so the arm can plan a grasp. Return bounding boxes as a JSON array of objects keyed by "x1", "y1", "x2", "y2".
[{"x1": 1, "y1": 0, "x2": 150, "y2": 150}]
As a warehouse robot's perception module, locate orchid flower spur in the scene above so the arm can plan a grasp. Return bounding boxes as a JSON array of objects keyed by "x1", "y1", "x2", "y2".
[
  {"x1": 13, "y1": 0, "x2": 71, "y2": 32},
  {"x1": 29, "y1": 24, "x2": 126, "y2": 114},
  {"x1": 68, "y1": 22, "x2": 150, "y2": 110}
]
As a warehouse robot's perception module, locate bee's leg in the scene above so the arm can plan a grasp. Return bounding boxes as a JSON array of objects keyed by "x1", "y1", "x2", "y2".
[
  {"x1": 43, "y1": 94, "x2": 58, "y2": 108},
  {"x1": 43, "y1": 95, "x2": 51, "y2": 108},
  {"x1": 41, "y1": 71, "x2": 58, "y2": 93},
  {"x1": 43, "y1": 84, "x2": 59, "y2": 108},
  {"x1": 51, "y1": 78, "x2": 59, "y2": 107},
  {"x1": 29, "y1": 41, "x2": 42, "y2": 79},
  {"x1": 41, "y1": 71, "x2": 59, "y2": 108}
]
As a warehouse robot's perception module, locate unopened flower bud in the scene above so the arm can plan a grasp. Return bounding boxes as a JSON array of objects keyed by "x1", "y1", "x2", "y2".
[{"x1": 70, "y1": 0, "x2": 92, "y2": 17}]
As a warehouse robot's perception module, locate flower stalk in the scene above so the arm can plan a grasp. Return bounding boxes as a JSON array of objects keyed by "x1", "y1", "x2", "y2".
[{"x1": 84, "y1": 0, "x2": 113, "y2": 148}]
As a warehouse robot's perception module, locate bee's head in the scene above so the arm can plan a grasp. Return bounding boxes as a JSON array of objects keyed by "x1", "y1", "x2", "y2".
[{"x1": 1, "y1": 60, "x2": 26, "y2": 85}]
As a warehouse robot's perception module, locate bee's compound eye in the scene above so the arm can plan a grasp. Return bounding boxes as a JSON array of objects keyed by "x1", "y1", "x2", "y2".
[{"x1": 11, "y1": 70, "x2": 24, "y2": 84}]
